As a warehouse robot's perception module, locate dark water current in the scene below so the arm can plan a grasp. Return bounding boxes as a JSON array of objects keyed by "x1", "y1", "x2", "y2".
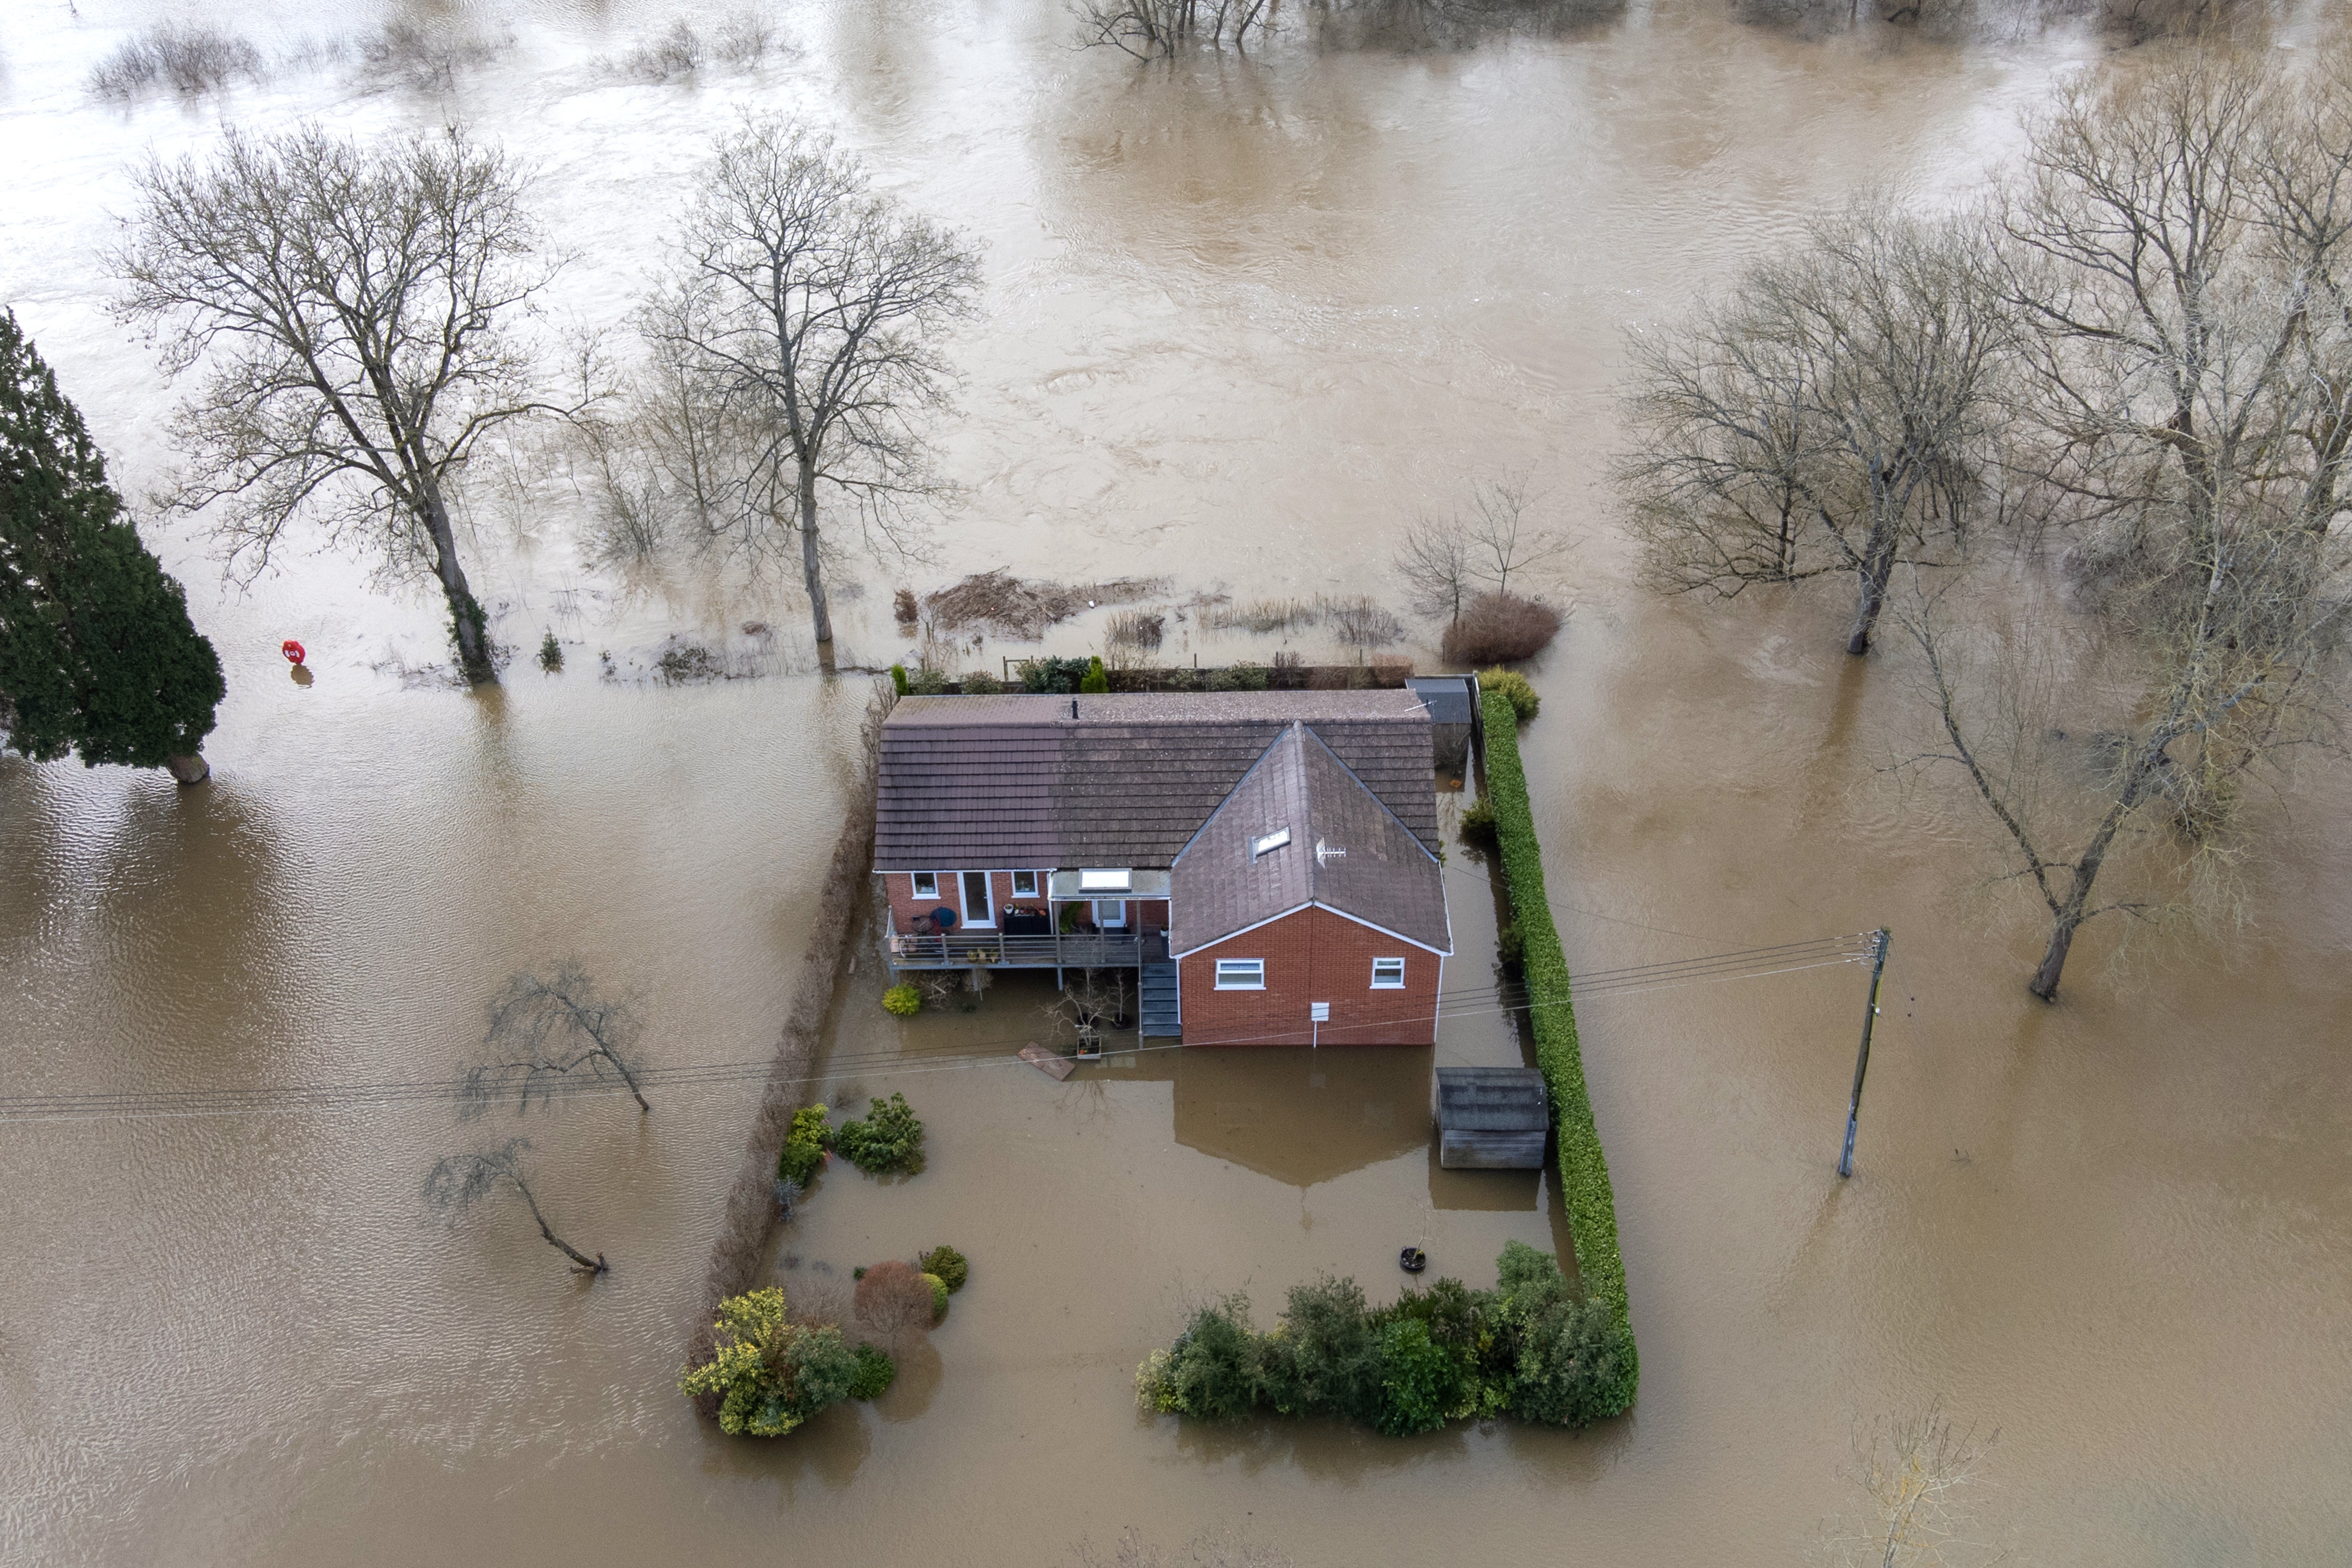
[{"x1": 2, "y1": 1, "x2": 2348, "y2": 1563}]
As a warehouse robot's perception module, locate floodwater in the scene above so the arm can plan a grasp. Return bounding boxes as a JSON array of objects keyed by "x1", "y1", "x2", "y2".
[{"x1": 4, "y1": 1, "x2": 2349, "y2": 1564}]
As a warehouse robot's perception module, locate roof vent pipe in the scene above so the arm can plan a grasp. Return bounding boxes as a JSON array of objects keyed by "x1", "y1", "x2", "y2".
[{"x1": 1071, "y1": 698, "x2": 1079, "y2": 720}]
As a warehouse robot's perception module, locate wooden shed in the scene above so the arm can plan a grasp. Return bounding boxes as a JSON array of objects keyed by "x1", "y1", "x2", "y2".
[
  {"x1": 1434, "y1": 1067, "x2": 1549, "y2": 1170},
  {"x1": 1406, "y1": 676, "x2": 1476, "y2": 776}
]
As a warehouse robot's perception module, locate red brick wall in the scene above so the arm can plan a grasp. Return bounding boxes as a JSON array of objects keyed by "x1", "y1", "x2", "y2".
[
  {"x1": 880, "y1": 869, "x2": 1053, "y2": 933},
  {"x1": 1177, "y1": 906, "x2": 1442, "y2": 1046}
]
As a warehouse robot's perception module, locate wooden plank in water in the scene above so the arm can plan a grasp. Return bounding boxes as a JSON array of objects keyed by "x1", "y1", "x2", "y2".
[{"x1": 1019, "y1": 1043, "x2": 1074, "y2": 1081}]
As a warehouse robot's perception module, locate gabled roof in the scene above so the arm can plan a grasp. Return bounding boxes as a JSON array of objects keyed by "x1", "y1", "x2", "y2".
[
  {"x1": 873, "y1": 692, "x2": 1437, "y2": 871},
  {"x1": 1167, "y1": 722, "x2": 1451, "y2": 958}
]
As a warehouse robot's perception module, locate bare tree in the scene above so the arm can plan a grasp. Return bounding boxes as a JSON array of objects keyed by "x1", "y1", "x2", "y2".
[
  {"x1": 424, "y1": 1138, "x2": 608, "y2": 1275},
  {"x1": 1074, "y1": 0, "x2": 1273, "y2": 58},
  {"x1": 646, "y1": 117, "x2": 982, "y2": 653},
  {"x1": 1392, "y1": 512, "x2": 1474, "y2": 623},
  {"x1": 114, "y1": 126, "x2": 571, "y2": 684},
  {"x1": 852, "y1": 1258, "x2": 937, "y2": 1353},
  {"x1": 1894, "y1": 47, "x2": 2352, "y2": 1000},
  {"x1": 1820, "y1": 1403, "x2": 2006, "y2": 1568},
  {"x1": 460, "y1": 964, "x2": 652, "y2": 1114},
  {"x1": 1393, "y1": 478, "x2": 1564, "y2": 623},
  {"x1": 1616, "y1": 195, "x2": 2010, "y2": 654},
  {"x1": 1065, "y1": 1528, "x2": 1293, "y2": 1568}
]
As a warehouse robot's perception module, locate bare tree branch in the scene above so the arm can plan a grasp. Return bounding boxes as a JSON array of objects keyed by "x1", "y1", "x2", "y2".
[
  {"x1": 459, "y1": 964, "x2": 653, "y2": 1115},
  {"x1": 423, "y1": 1138, "x2": 608, "y2": 1275}
]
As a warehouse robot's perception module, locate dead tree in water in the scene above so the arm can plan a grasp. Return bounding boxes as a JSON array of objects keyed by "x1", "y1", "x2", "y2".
[
  {"x1": 114, "y1": 127, "x2": 572, "y2": 684},
  {"x1": 460, "y1": 964, "x2": 652, "y2": 1114},
  {"x1": 1891, "y1": 49, "x2": 2352, "y2": 1001},
  {"x1": 1393, "y1": 477, "x2": 1565, "y2": 625},
  {"x1": 424, "y1": 1138, "x2": 608, "y2": 1275},
  {"x1": 1615, "y1": 194, "x2": 2008, "y2": 655},
  {"x1": 1074, "y1": 0, "x2": 1272, "y2": 57},
  {"x1": 646, "y1": 117, "x2": 981, "y2": 652}
]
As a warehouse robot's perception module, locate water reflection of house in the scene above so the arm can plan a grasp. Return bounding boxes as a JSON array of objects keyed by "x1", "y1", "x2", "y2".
[{"x1": 874, "y1": 692, "x2": 1452, "y2": 1044}]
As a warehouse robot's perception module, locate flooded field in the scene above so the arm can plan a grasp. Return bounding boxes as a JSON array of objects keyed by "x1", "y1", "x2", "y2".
[{"x1": 3, "y1": 0, "x2": 2348, "y2": 1563}]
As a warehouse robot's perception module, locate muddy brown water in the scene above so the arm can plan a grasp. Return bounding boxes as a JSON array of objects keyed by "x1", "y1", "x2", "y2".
[{"x1": 4, "y1": 2, "x2": 2349, "y2": 1563}]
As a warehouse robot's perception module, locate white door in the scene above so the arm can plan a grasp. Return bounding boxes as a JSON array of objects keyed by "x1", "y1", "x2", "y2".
[
  {"x1": 1095, "y1": 898, "x2": 1127, "y2": 929},
  {"x1": 960, "y1": 870, "x2": 995, "y2": 928}
]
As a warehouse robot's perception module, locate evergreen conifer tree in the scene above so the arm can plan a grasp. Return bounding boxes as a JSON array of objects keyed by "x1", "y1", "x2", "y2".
[{"x1": 0, "y1": 310, "x2": 223, "y2": 781}]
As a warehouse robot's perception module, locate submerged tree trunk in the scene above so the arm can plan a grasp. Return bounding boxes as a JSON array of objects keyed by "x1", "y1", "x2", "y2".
[
  {"x1": 2029, "y1": 912, "x2": 2078, "y2": 1001},
  {"x1": 165, "y1": 753, "x2": 210, "y2": 785},
  {"x1": 422, "y1": 482, "x2": 495, "y2": 685},
  {"x1": 1845, "y1": 470, "x2": 1900, "y2": 656},
  {"x1": 797, "y1": 459, "x2": 832, "y2": 650},
  {"x1": 514, "y1": 1177, "x2": 607, "y2": 1274}
]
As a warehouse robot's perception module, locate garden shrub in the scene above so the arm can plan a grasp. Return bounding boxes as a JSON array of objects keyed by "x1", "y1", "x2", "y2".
[
  {"x1": 777, "y1": 1103, "x2": 832, "y2": 1187},
  {"x1": 1482, "y1": 690, "x2": 1638, "y2": 1416},
  {"x1": 1258, "y1": 1276, "x2": 1382, "y2": 1424},
  {"x1": 1134, "y1": 1244, "x2": 1628, "y2": 1434},
  {"x1": 835, "y1": 1092, "x2": 925, "y2": 1174},
  {"x1": 1017, "y1": 655, "x2": 1092, "y2": 694},
  {"x1": 1136, "y1": 1295, "x2": 1261, "y2": 1421},
  {"x1": 920, "y1": 1244, "x2": 969, "y2": 1292},
  {"x1": 1458, "y1": 796, "x2": 1496, "y2": 845},
  {"x1": 960, "y1": 669, "x2": 1004, "y2": 693},
  {"x1": 906, "y1": 665, "x2": 950, "y2": 695},
  {"x1": 922, "y1": 1271, "x2": 949, "y2": 1320},
  {"x1": 1373, "y1": 1318, "x2": 1453, "y2": 1437},
  {"x1": 890, "y1": 663, "x2": 911, "y2": 696},
  {"x1": 1079, "y1": 654, "x2": 1110, "y2": 693},
  {"x1": 1480, "y1": 666, "x2": 1541, "y2": 722},
  {"x1": 680, "y1": 1288, "x2": 857, "y2": 1436},
  {"x1": 848, "y1": 1343, "x2": 897, "y2": 1400},
  {"x1": 882, "y1": 983, "x2": 922, "y2": 1016},
  {"x1": 1496, "y1": 921, "x2": 1524, "y2": 969},
  {"x1": 1443, "y1": 593, "x2": 1561, "y2": 666}
]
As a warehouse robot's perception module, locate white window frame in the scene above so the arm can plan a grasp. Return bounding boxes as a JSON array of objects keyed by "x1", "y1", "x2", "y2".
[
  {"x1": 1095, "y1": 899, "x2": 1128, "y2": 929},
  {"x1": 1079, "y1": 868, "x2": 1131, "y2": 892},
  {"x1": 1371, "y1": 957, "x2": 1406, "y2": 990},
  {"x1": 1215, "y1": 958, "x2": 1265, "y2": 990},
  {"x1": 911, "y1": 872, "x2": 938, "y2": 899},
  {"x1": 1011, "y1": 869, "x2": 1041, "y2": 898}
]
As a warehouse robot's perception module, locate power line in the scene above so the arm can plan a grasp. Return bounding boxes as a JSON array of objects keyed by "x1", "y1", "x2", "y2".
[{"x1": 0, "y1": 932, "x2": 1876, "y2": 1125}]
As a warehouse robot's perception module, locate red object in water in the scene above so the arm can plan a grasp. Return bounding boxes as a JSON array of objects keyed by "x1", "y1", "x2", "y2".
[{"x1": 281, "y1": 639, "x2": 306, "y2": 665}]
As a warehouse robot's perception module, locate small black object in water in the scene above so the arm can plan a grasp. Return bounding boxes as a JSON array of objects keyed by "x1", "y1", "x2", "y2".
[{"x1": 1398, "y1": 1246, "x2": 1428, "y2": 1274}]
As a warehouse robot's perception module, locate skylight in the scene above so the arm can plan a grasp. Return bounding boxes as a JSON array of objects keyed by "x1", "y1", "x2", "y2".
[
  {"x1": 1251, "y1": 828, "x2": 1292, "y2": 860},
  {"x1": 1078, "y1": 868, "x2": 1132, "y2": 892}
]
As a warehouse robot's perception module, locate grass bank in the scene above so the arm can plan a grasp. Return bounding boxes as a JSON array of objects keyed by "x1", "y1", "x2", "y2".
[{"x1": 1480, "y1": 687, "x2": 1639, "y2": 1415}]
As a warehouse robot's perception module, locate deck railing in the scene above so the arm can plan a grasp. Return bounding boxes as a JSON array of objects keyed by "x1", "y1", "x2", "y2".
[{"x1": 885, "y1": 931, "x2": 1144, "y2": 969}]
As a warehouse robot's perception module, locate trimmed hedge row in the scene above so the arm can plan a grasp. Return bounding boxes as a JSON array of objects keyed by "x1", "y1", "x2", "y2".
[{"x1": 1480, "y1": 688, "x2": 1639, "y2": 1416}]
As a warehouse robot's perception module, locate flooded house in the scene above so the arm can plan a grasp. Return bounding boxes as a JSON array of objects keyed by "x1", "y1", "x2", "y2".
[{"x1": 874, "y1": 692, "x2": 1453, "y2": 1044}]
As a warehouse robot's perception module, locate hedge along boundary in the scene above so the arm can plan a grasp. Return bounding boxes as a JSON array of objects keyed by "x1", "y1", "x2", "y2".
[
  {"x1": 688, "y1": 684, "x2": 890, "y2": 1403},
  {"x1": 1480, "y1": 688, "x2": 1639, "y2": 1416}
]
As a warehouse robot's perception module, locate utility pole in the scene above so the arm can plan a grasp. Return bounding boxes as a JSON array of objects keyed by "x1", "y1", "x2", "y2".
[{"x1": 1837, "y1": 928, "x2": 1891, "y2": 1179}]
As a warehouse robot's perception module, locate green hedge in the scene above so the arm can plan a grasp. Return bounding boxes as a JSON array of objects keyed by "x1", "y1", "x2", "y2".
[{"x1": 1480, "y1": 688, "x2": 1638, "y2": 1416}]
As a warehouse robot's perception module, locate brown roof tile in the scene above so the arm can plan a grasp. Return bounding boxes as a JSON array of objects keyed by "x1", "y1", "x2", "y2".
[
  {"x1": 1167, "y1": 723, "x2": 1451, "y2": 957},
  {"x1": 873, "y1": 692, "x2": 1437, "y2": 872}
]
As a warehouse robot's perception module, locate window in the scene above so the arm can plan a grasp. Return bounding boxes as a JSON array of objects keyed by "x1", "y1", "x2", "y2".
[
  {"x1": 1011, "y1": 870, "x2": 1040, "y2": 898},
  {"x1": 1215, "y1": 959, "x2": 1265, "y2": 990},
  {"x1": 911, "y1": 872, "x2": 938, "y2": 899},
  {"x1": 1371, "y1": 957, "x2": 1406, "y2": 989},
  {"x1": 1250, "y1": 827, "x2": 1290, "y2": 860},
  {"x1": 1079, "y1": 868, "x2": 1131, "y2": 892}
]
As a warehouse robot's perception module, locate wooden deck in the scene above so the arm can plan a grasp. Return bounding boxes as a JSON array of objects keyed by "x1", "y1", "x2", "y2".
[{"x1": 884, "y1": 931, "x2": 1145, "y2": 970}]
